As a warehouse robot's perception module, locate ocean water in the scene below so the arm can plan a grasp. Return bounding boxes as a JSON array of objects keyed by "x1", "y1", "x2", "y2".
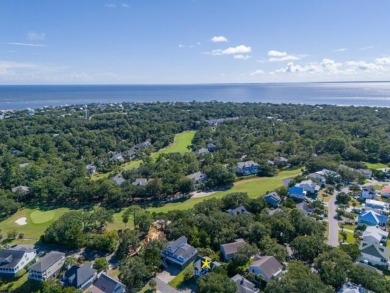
[{"x1": 0, "y1": 82, "x2": 390, "y2": 110}]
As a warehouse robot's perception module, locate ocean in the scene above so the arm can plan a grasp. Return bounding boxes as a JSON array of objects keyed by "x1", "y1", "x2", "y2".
[{"x1": 1, "y1": 82, "x2": 390, "y2": 110}]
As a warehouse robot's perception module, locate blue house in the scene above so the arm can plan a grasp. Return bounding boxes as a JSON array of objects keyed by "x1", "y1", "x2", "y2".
[
  {"x1": 358, "y1": 210, "x2": 388, "y2": 227},
  {"x1": 288, "y1": 187, "x2": 306, "y2": 201},
  {"x1": 265, "y1": 192, "x2": 281, "y2": 207},
  {"x1": 236, "y1": 161, "x2": 260, "y2": 176}
]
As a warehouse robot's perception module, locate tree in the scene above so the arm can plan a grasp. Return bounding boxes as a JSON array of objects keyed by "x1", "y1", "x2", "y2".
[
  {"x1": 258, "y1": 236, "x2": 288, "y2": 262},
  {"x1": 93, "y1": 258, "x2": 109, "y2": 272},
  {"x1": 116, "y1": 229, "x2": 140, "y2": 260},
  {"x1": 7, "y1": 229, "x2": 17, "y2": 240},
  {"x1": 120, "y1": 256, "x2": 151, "y2": 293},
  {"x1": 291, "y1": 235, "x2": 328, "y2": 262},
  {"x1": 197, "y1": 272, "x2": 236, "y2": 293},
  {"x1": 336, "y1": 192, "x2": 350, "y2": 204},
  {"x1": 142, "y1": 239, "x2": 166, "y2": 269},
  {"x1": 149, "y1": 279, "x2": 157, "y2": 292}
]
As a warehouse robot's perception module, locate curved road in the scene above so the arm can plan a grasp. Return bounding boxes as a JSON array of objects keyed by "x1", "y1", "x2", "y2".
[{"x1": 327, "y1": 192, "x2": 340, "y2": 247}]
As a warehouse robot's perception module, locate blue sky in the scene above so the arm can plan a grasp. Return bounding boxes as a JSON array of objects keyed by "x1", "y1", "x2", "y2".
[{"x1": 1, "y1": 0, "x2": 390, "y2": 84}]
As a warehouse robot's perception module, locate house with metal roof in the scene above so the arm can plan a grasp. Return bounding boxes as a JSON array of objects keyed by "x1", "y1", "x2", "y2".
[
  {"x1": 362, "y1": 226, "x2": 388, "y2": 245},
  {"x1": 265, "y1": 192, "x2": 281, "y2": 207},
  {"x1": 28, "y1": 251, "x2": 65, "y2": 282},
  {"x1": 90, "y1": 272, "x2": 126, "y2": 293},
  {"x1": 162, "y1": 236, "x2": 198, "y2": 267},
  {"x1": 0, "y1": 247, "x2": 36, "y2": 277},
  {"x1": 63, "y1": 265, "x2": 97, "y2": 290},
  {"x1": 358, "y1": 210, "x2": 388, "y2": 227},
  {"x1": 364, "y1": 199, "x2": 389, "y2": 213},
  {"x1": 248, "y1": 256, "x2": 284, "y2": 283},
  {"x1": 359, "y1": 242, "x2": 390, "y2": 268},
  {"x1": 236, "y1": 161, "x2": 259, "y2": 176},
  {"x1": 288, "y1": 186, "x2": 306, "y2": 201},
  {"x1": 220, "y1": 239, "x2": 247, "y2": 261},
  {"x1": 231, "y1": 274, "x2": 259, "y2": 293}
]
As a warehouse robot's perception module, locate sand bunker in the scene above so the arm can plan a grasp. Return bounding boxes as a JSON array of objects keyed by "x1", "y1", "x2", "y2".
[{"x1": 15, "y1": 217, "x2": 27, "y2": 225}]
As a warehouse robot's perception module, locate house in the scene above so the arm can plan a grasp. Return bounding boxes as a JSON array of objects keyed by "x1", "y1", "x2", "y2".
[
  {"x1": 358, "y1": 210, "x2": 388, "y2": 227},
  {"x1": 358, "y1": 169, "x2": 373, "y2": 179},
  {"x1": 265, "y1": 192, "x2": 281, "y2": 207},
  {"x1": 19, "y1": 163, "x2": 29, "y2": 168},
  {"x1": 162, "y1": 236, "x2": 198, "y2": 267},
  {"x1": 338, "y1": 282, "x2": 367, "y2": 293},
  {"x1": 111, "y1": 174, "x2": 125, "y2": 186},
  {"x1": 359, "y1": 242, "x2": 389, "y2": 268},
  {"x1": 364, "y1": 199, "x2": 389, "y2": 213},
  {"x1": 220, "y1": 239, "x2": 247, "y2": 261},
  {"x1": 86, "y1": 164, "x2": 97, "y2": 175},
  {"x1": 236, "y1": 161, "x2": 259, "y2": 176},
  {"x1": 296, "y1": 201, "x2": 313, "y2": 216},
  {"x1": 360, "y1": 186, "x2": 377, "y2": 200},
  {"x1": 29, "y1": 251, "x2": 66, "y2": 282},
  {"x1": 362, "y1": 226, "x2": 388, "y2": 245},
  {"x1": 381, "y1": 186, "x2": 390, "y2": 198},
  {"x1": 110, "y1": 153, "x2": 124, "y2": 163},
  {"x1": 193, "y1": 256, "x2": 221, "y2": 278},
  {"x1": 0, "y1": 247, "x2": 36, "y2": 277},
  {"x1": 274, "y1": 157, "x2": 289, "y2": 166},
  {"x1": 132, "y1": 178, "x2": 148, "y2": 186},
  {"x1": 207, "y1": 143, "x2": 217, "y2": 152},
  {"x1": 196, "y1": 148, "x2": 209, "y2": 155},
  {"x1": 307, "y1": 172, "x2": 327, "y2": 185},
  {"x1": 90, "y1": 272, "x2": 126, "y2": 293},
  {"x1": 308, "y1": 169, "x2": 341, "y2": 185},
  {"x1": 288, "y1": 186, "x2": 306, "y2": 201},
  {"x1": 186, "y1": 172, "x2": 207, "y2": 189},
  {"x1": 231, "y1": 274, "x2": 259, "y2": 293},
  {"x1": 11, "y1": 185, "x2": 29, "y2": 194},
  {"x1": 133, "y1": 139, "x2": 151, "y2": 151},
  {"x1": 248, "y1": 256, "x2": 283, "y2": 283},
  {"x1": 63, "y1": 265, "x2": 97, "y2": 290},
  {"x1": 226, "y1": 206, "x2": 250, "y2": 216},
  {"x1": 296, "y1": 180, "x2": 320, "y2": 195}
]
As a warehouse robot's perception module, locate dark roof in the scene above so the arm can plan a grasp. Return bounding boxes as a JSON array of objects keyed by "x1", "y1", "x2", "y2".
[
  {"x1": 265, "y1": 192, "x2": 281, "y2": 204},
  {"x1": 0, "y1": 249, "x2": 33, "y2": 269},
  {"x1": 30, "y1": 251, "x2": 65, "y2": 272},
  {"x1": 231, "y1": 274, "x2": 258, "y2": 293},
  {"x1": 92, "y1": 273, "x2": 125, "y2": 293},
  {"x1": 227, "y1": 206, "x2": 250, "y2": 215},
  {"x1": 221, "y1": 239, "x2": 246, "y2": 256},
  {"x1": 288, "y1": 186, "x2": 304, "y2": 195},
  {"x1": 173, "y1": 244, "x2": 197, "y2": 259},
  {"x1": 64, "y1": 265, "x2": 96, "y2": 288},
  {"x1": 296, "y1": 201, "x2": 313, "y2": 215},
  {"x1": 360, "y1": 243, "x2": 388, "y2": 259},
  {"x1": 250, "y1": 256, "x2": 283, "y2": 280},
  {"x1": 166, "y1": 236, "x2": 188, "y2": 252}
]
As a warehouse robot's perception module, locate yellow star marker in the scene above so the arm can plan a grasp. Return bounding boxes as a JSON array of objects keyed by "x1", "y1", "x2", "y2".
[{"x1": 201, "y1": 258, "x2": 211, "y2": 269}]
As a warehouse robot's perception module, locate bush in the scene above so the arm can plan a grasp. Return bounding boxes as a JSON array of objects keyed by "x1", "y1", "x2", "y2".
[{"x1": 14, "y1": 268, "x2": 27, "y2": 278}]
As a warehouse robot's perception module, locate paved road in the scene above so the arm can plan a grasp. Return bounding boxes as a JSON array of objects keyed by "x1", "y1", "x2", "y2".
[{"x1": 327, "y1": 192, "x2": 340, "y2": 247}]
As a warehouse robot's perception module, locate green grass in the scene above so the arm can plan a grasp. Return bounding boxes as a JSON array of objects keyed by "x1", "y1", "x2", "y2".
[
  {"x1": 0, "y1": 273, "x2": 31, "y2": 293},
  {"x1": 168, "y1": 262, "x2": 194, "y2": 289},
  {"x1": 0, "y1": 208, "x2": 70, "y2": 244},
  {"x1": 343, "y1": 224, "x2": 356, "y2": 231},
  {"x1": 365, "y1": 162, "x2": 388, "y2": 169},
  {"x1": 91, "y1": 131, "x2": 196, "y2": 181},
  {"x1": 339, "y1": 231, "x2": 356, "y2": 244},
  {"x1": 146, "y1": 168, "x2": 302, "y2": 214}
]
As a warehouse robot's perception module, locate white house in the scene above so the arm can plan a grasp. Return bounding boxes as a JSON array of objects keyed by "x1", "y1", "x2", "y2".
[
  {"x1": 359, "y1": 242, "x2": 390, "y2": 268},
  {"x1": 364, "y1": 199, "x2": 389, "y2": 213},
  {"x1": 362, "y1": 226, "x2": 389, "y2": 245},
  {"x1": 0, "y1": 247, "x2": 36, "y2": 277},
  {"x1": 186, "y1": 172, "x2": 207, "y2": 189},
  {"x1": 162, "y1": 236, "x2": 198, "y2": 267},
  {"x1": 296, "y1": 180, "x2": 320, "y2": 194},
  {"x1": 29, "y1": 251, "x2": 66, "y2": 282},
  {"x1": 248, "y1": 256, "x2": 283, "y2": 282},
  {"x1": 360, "y1": 185, "x2": 377, "y2": 200}
]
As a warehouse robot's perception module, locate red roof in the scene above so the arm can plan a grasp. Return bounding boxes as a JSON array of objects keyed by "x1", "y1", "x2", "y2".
[{"x1": 382, "y1": 186, "x2": 390, "y2": 193}]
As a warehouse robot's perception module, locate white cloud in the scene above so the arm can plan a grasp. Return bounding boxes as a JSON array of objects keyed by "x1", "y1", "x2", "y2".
[
  {"x1": 359, "y1": 46, "x2": 374, "y2": 51},
  {"x1": 346, "y1": 60, "x2": 382, "y2": 71},
  {"x1": 0, "y1": 60, "x2": 36, "y2": 75},
  {"x1": 178, "y1": 44, "x2": 185, "y2": 48},
  {"x1": 105, "y1": 3, "x2": 117, "y2": 8},
  {"x1": 206, "y1": 45, "x2": 251, "y2": 56},
  {"x1": 234, "y1": 55, "x2": 251, "y2": 60},
  {"x1": 332, "y1": 48, "x2": 348, "y2": 52},
  {"x1": 375, "y1": 57, "x2": 390, "y2": 65},
  {"x1": 7, "y1": 42, "x2": 47, "y2": 47},
  {"x1": 267, "y1": 50, "x2": 300, "y2": 62},
  {"x1": 250, "y1": 69, "x2": 265, "y2": 76},
  {"x1": 321, "y1": 58, "x2": 342, "y2": 72},
  {"x1": 211, "y1": 36, "x2": 228, "y2": 43},
  {"x1": 276, "y1": 62, "x2": 321, "y2": 73},
  {"x1": 27, "y1": 32, "x2": 46, "y2": 41},
  {"x1": 121, "y1": 3, "x2": 130, "y2": 8}
]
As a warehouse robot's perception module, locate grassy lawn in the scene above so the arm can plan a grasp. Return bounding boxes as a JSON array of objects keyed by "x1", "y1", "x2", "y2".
[
  {"x1": 168, "y1": 262, "x2": 194, "y2": 289},
  {"x1": 343, "y1": 224, "x2": 356, "y2": 231},
  {"x1": 91, "y1": 131, "x2": 195, "y2": 181},
  {"x1": 146, "y1": 168, "x2": 301, "y2": 214},
  {"x1": 339, "y1": 231, "x2": 356, "y2": 244},
  {"x1": 365, "y1": 162, "x2": 388, "y2": 169},
  {"x1": 318, "y1": 190, "x2": 330, "y2": 203},
  {"x1": 0, "y1": 208, "x2": 70, "y2": 244},
  {"x1": 0, "y1": 271, "x2": 38, "y2": 293}
]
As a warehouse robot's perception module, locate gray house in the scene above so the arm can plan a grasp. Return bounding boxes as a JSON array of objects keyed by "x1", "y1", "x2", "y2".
[
  {"x1": 63, "y1": 265, "x2": 97, "y2": 290},
  {"x1": 220, "y1": 239, "x2": 247, "y2": 261},
  {"x1": 90, "y1": 272, "x2": 126, "y2": 293},
  {"x1": 248, "y1": 256, "x2": 283, "y2": 282},
  {"x1": 162, "y1": 236, "x2": 198, "y2": 267},
  {"x1": 29, "y1": 251, "x2": 65, "y2": 282},
  {"x1": 231, "y1": 274, "x2": 259, "y2": 293}
]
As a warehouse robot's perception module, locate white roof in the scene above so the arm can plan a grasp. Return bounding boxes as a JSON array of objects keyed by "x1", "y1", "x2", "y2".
[
  {"x1": 366, "y1": 199, "x2": 388, "y2": 208},
  {"x1": 363, "y1": 226, "x2": 389, "y2": 239}
]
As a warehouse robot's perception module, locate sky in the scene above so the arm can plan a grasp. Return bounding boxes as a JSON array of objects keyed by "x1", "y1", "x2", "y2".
[{"x1": 1, "y1": 0, "x2": 390, "y2": 84}]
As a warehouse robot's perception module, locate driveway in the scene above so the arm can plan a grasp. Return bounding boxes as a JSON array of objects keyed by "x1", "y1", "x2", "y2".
[{"x1": 327, "y1": 191, "x2": 340, "y2": 247}]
